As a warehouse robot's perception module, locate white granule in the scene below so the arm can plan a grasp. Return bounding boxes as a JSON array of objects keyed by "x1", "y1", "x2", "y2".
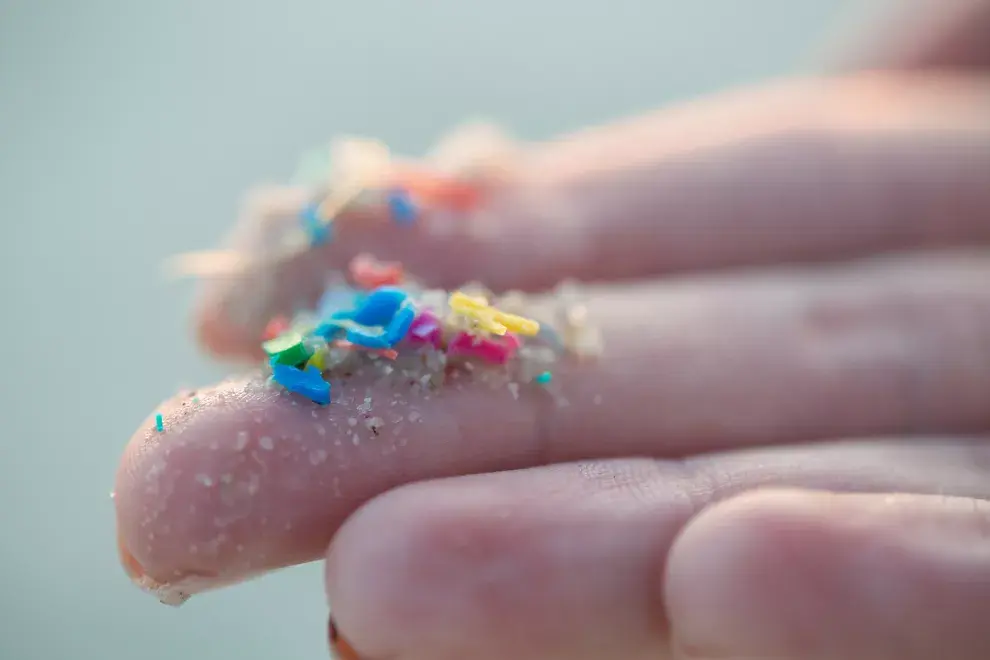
[{"x1": 507, "y1": 382, "x2": 520, "y2": 400}]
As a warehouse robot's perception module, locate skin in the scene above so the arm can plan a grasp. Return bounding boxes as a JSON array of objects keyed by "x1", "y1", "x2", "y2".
[{"x1": 115, "y1": 2, "x2": 990, "y2": 658}]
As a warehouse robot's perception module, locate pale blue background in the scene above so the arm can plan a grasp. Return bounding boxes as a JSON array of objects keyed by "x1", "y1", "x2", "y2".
[{"x1": 1, "y1": 1, "x2": 865, "y2": 657}]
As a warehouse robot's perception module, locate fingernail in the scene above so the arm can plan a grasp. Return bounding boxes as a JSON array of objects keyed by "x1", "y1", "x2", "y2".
[{"x1": 329, "y1": 616, "x2": 362, "y2": 660}]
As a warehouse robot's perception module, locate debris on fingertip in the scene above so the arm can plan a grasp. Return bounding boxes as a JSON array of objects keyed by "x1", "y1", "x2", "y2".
[
  {"x1": 159, "y1": 122, "x2": 602, "y2": 413},
  {"x1": 131, "y1": 123, "x2": 608, "y2": 615}
]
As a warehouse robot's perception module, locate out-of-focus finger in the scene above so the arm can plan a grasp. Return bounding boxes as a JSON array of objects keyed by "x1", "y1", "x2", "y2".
[
  {"x1": 115, "y1": 252, "x2": 990, "y2": 603},
  {"x1": 667, "y1": 489, "x2": 990, "y2": 660},
  {"x1": 835, "y1": 0, "x2": 990, "y2": 71},
  {"x1": 194, "y1": 73, "x2": 990, "y2": 358},
  {"x1": 323, "y1": 441, "x2": 990, "y2": 660}
]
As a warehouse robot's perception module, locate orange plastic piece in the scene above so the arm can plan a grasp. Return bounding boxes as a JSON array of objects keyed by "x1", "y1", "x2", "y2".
[
  {"x1": 332, "y1": 339, "x2": 398, "y2": 361},
  {"x1": 262, "y1": 315, "x2": 291, "y2": 341},
  {"x1": 349, "y1": 253, "x2": 404, "y2": 288},
  {"x1": 393, "y1": 168, "x2": 483, "y2": 212}
]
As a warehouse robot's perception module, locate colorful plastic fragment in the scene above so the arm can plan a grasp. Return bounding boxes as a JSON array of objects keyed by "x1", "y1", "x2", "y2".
[
  {"x1": 447, "y1": 331, "x2": 520, "y2": 364},
  {"x1": 313, "y1": 318, "x2": 348, "y2": 341},
  {"x1": 263, "y1": 331, "x2": 312, "y2": 366},
  {"x1": 342, "y1": 309, "x2": 412, "y2": 349},
  {"x1": 319, "y1": 286, "x2": 417, "y2": 348},
  {"x1": 350, "y1": 254, "x2": 404, "y2": 288},
  {"x1": 449, "y1": 291, "x2": 540, "y2": 336},
  {"x1": 407, "y1": 311, "x2": 443, "y2": 348},
  {"x1": 342, "y1": 286, "x2": 409, "y2": 327},
  {"x1": 262, "y1": 315, "x2": 291, "y2": 341},
  {"x1": 300, "y1": 204, "x2": 331, "y2": 246},
  {"x1": 342, "y1": 323, "x2": 390, "y2": 349},
  {"x1": 155, "y1": 413, "x2": 164, "y2": 432},
  {"x1": 387, "y1": 188, "x2": 418, "y2": 225},
  {"x1": 395, "y1": 170, "x2": 482, "y2": 212},
  {"x1": 384, "y1": 303, "x2": 416, "y2": 344},
  {"x1": 237, "y1": 131, "x2": 597, "y2": 409},
  {"x1": 271, "y1": 363, "x2": 331, "y2": 405},
  {"x1": 305, "y1": 347, "x2": 327, "y2": 372}
]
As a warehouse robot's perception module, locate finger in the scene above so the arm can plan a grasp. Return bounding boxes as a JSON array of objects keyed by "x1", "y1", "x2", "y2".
[
  {"x1": 322, "y1": 441, "x2": 990, "y2": 660},
  {"x1": 666, "y1": 489, "x2": 990, "y2": 660},
  {"x1": 196, "y1": 73, "x2": 990, "y2": 358},
  {"x1": 835, "y1": 0, "x2": 990, "y2": 71},
  {"x1": 115, "y1": 251, "x2": 990, "y2": 603}
]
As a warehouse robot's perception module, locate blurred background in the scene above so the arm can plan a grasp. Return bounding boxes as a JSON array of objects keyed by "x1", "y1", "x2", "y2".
[{"x1": 0, "y1": 1, "x2": 874, "y2": 657}]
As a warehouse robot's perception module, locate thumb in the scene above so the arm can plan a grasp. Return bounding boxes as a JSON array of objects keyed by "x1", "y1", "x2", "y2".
[{"x1": 665, "y1": 489, "x2": 990, "y2": 660}]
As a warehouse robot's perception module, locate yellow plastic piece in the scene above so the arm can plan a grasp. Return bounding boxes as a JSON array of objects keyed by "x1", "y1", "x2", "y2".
[
  {"x1": 448, "y1": 291, "x2": 540, "y2": 336},
  {"x1": 306, "y1": 348, "x2": 327, "y2": 372}
]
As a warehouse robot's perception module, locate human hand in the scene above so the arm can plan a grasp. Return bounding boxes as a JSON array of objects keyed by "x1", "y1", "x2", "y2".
[{"x1": 115, "y1": 3, "x2": 990, "y2": 658}]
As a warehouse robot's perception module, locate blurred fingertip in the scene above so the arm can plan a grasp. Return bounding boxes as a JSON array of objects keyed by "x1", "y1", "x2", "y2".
[
  {"x1": 324, "y1": 488, "x2": 429, "y2": 658},
  {"x1": 193, "y1": 298, "x2": 257, "y2": 360}
]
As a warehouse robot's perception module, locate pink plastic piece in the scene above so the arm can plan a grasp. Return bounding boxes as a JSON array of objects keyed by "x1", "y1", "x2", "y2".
[
  {"x1": 448, "y1": 331, "x2": 520, "y2": 365},
  {"x1": 407, "y1": 311, "x2": 443, "y2": 348}
]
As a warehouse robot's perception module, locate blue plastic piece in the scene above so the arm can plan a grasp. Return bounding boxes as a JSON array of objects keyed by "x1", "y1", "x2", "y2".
[
  {"x1": 340, "y1": 301, "x2": 415, "y2": 349},
  {"x1": 340, "y1": 286, "x2": 409, "y2": 327},
  {"x1": 300, "y1": 204, "x2": 331, "y2": 246},
  {"x1": 345, "y1": 325, "x2": 390, "y2": 349},
  {"x1": 314, "y1": 319, "x2": 346, "y2": 340},
  {"x1": 385, "y1": 303, "x2": 416, "y2": 345},
  {"x1": 313, "y1": 287, "x2": 415, "y2": 348},
  {"x1": 387, "y1": 189, "x2": 417, "y2": 225},
  {"x1": 155, "y1": 413, "x2": 164, "y2": 432},
  {"x1": 271, "y1": 363, "x2": 331, "y2": 405}
]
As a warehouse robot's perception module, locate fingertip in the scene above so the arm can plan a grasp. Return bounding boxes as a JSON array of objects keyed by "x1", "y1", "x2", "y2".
[
  {"x1": 194, "y1": 302, "x2": 239, "y2": 358},
  {"x1": 324, "y1": 483, "x2": 458, "y2": 658},
  {"x1": 666, "y1": 489, "x2": 990, "y2": 660},
  {"x1": 325, "y1": 478, "x2": 560, "y2": 659},
  {"x1": 193, "y1": 296, "x2": 262, "y2": 360},
  {"x1": 665, "y1": 489, "x2": 841, "y2": 659},
  {"x1": 114, "y1": 402, "x2": 227, "y2": 601},
  {"x1": 114, "y1": 380, "x2": 298, "y2": 601},
  {"x1": 187, "y1": 183, "x2": 318, "y2": 360}
]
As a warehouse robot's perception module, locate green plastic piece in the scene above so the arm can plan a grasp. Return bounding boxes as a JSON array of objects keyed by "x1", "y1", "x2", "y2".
[
  {"x1": 263, "y1": 331, "x2": 312, "y2": 366},
  {"x1": 535, "y1": 371, "x2": 552, "y2": 384}
]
